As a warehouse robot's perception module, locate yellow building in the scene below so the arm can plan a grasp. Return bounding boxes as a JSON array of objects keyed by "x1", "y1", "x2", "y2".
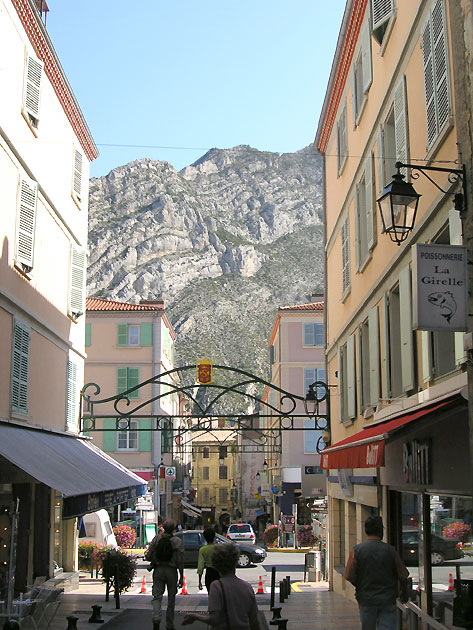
[{"x1": 315, "y1": 0, "x2": 472, "y2": 621}]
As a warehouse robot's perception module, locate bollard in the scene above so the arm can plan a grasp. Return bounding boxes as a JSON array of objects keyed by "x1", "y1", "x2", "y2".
[
  {"x1": 270, "y1": 566, "x2": 276, "y2": 610},
  {"x1": 315, "y1": 551, "x2": 321, "y2": 581},
  {"x1": 279, "y1": 580, "x2": 285, "y2": 603},
  {"x1": 89, "y1": 605, "x2": 104, "y2": 624},
  {"x1": 269, "y1": 606, "x2": 283, "y2": 626},
  {"x1": 285, "y1": 576, "x2": 291, "y2": 596},
  {"x1": 66, "y1": 616, "x2": 79, "y2": 630},
  {"x1": 3, "y1": 622, "x2": 20, "y2": 630},
  {"x1": 274, "y1": 619, "x2": 288, "y2": 630}
]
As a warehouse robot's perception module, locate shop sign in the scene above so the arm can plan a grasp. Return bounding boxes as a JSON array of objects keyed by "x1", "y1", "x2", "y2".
[
  {"x1": 165, "y1": 466, "x2": 176, "y2": 480},
  {"x1": 412, "y1": 244, "x2": 468, "y2": 331},
  {"x1": 305, "y1": 465, "x2": 322, "y2": 474},
  {"x1": 402, "y1": 439, "x2": 431, "y2": 485},
  {"x1": 281, "y1": 514, "x2": 295, "y2": 533}
]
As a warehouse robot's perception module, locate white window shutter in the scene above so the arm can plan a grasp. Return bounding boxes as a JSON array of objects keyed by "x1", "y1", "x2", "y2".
[
  {"x1": 73, "y1": 149, "x2": 83, "y2": 202},
  {"x1": 342, "y1": 218, "x2": 350, "y2": 293},
  {"x1": 23, "y1": 55, "x2": 43, "y2": 123},
  {"x1": 422, "y1": 14, "x2": 437, "y2": 147},
  {"x1": 365, "y1": 154, "x2": 375, "y2": 250},
  {"x1": 394, "y1": 76, "x2": 408, "y2": 175},
  {"x1": 372, "y1": 0, "x2": 394, "y2": 31},
  {"x1": 368, "y1": 306, "x2": 380, "y2": 405},
  {"x1": 347, "y1": 333, "x2": 356, "y2": 419},
  {"x1": 377, "y1": 125, "x2": 385, "y2": 194},
  {"x1": 432, "y1": 0, "x2": 450, "y2": 134},
  {"x1": 66, "y1": 360, "x2": 78, "y2": 431},
  {"x1": 361, "y1": 21, "x2": 373, "y2": 93},
  {"x1": 449, "y1": 209, "x2": 467, "y2": 365},
  {"x1": 354, "y1": 185, "x2": 361, "y2": 271},
  {"x1": 11, "y1": 321, "x2": 30, "y2": 413},
  {"x1": 381, "y1": 294, "x2": 390, "y2": 398},
  {"x1": 337, "y1": 346, "x2": 343, "y2": 423},
  {"x1": 399, "y1": 265, "x2": 414, "y2": 392},
  {"x1": 16, "y1": 176, "x2": 38, "y2": 269},
  {"x1": 421, "y1": 331, "x2": 433, "y2": 383},
  {"x1": 352, "y1": 68, "x2": 358, "y2": 128},
  {"x1": 69, "y1": 245, "x2": 86, "y2": 316}
]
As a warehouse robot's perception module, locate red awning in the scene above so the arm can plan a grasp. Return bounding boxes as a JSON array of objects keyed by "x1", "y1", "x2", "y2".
[
  {"x1": 133, "y1": 470, "x2": 154, "y2": 481},
  {"x1": 320, "y1": 399, "x2": 453, "y2": 470}
]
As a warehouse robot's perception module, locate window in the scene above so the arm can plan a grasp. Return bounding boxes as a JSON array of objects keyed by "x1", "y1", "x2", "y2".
[
  {"x1": 371, "y1": 0, "x2": 395, "y2": 46},
  {"x1": 341, "y1": 217, "x2": 351, "y2": 295},
  {"x1": 117, "y1": 367, "x2": 140, "y2": 399},
  {"x1": 117, "y1": 420, "x2": 138, "y2": 450},
  {"x1": 304, "y1": 367, "x2": 325, "y2": 397},
  {"x1": 337, "y1": 105, "x2": 348, "y2": 174},
  {"x1": 304, "y1": 323, "x2": 324, "y2": 346},
  {"x1": 359, "y1": 312, "x2": 381, "y2": 414},
  {"x1": 161, "y1": 422, "x2": 172, "y2": 453},
  {"x1": 352, "y1": 21, "x2": 372, "y2": 125},
  {"x1": 117, "y1": 323, "x2": 152, "y2": 347},
  {"x1": 304, "y1": 418, "x2": 319, "y2": 453},
  {"x1": 11, "y1": 321, "x2": 30, "y2": 414},
  {"x1": 203, "y1": 447, "x2": 210, "y2": 459},
  {"x1": 219, "y1": 466, "x2": 228, "y2": 480},
  {"x1": 22, "y1": 54, "x2": 43, "y2": 131},
  {"x1": 72, "y1": 149, "x2": 83, "y2": 205},
  {"x1": 203, "y1": 467, "x2": 209, "y2": 481},
  {"x1": 85, "y1": 323, "x2": 91, "y2": 347},
  {"x1": 201, "y1": 487, "x2": 210, "y2": 503},
  {"x1": 15, "y1": 176, "x2": 38, "y2": 273},
  {"x1": 65, "y1": 360, "x2": 78, "y2": 431},
  {"x1": 422, "y1": 0, "x2": 450, "y2": 148},
  {"x1": 218, "y1": 488, "x2": 228, "y2": 504},
  {"x1": 269, "y1": 344, "x2": 275, "y2": 365},
  {"x1": 69, "y1": 246, "x2": 86, "y2": 318},
  {"x1": 355, "y1": 154, "x2": 375, "y2": 269},
  {"x1": 339, "y1": 334, "x2": 356, "y2": 423}
]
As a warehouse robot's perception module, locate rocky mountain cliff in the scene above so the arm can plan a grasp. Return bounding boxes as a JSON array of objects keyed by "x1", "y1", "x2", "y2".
[{"x1": 87, "y1": 145, "x2": 324, "y2": 399}]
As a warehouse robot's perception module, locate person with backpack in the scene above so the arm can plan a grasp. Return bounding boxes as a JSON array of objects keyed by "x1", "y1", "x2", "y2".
[{"x1": 145, "y1": 520, "x2": 184, "y2": 630}]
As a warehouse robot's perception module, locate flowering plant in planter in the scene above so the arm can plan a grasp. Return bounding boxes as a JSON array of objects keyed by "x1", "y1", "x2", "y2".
[
  {"x1": 264, "y1": 524, "x2": 279, "y2": 547},
  {"x1": 113, "y1": 524, "x2": 137, "y2": 548},
  {"x1": 101, "y1": 549, "x2": 137, "y2": 593},
  {"x1": 442, "y1": 522, "x2": 471, "y2": 542},
  {"x1": 297, "y1": 525, "x2": 317, "y2": 548}
]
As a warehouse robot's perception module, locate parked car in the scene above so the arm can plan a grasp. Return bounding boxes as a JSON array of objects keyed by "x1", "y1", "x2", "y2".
[
  {"x1": 225, "y1": 523, "x2": 256, "y2": 545},
  {"x1": 174, "y1": 530, "x2": 266, "y2": 568},
  {"x1": 402, "y1": 530, "x2": 464, "y2": 566}
]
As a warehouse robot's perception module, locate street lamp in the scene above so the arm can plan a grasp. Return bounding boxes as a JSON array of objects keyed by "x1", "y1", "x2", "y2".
[
  {"x1": 377, "y1": 161, "x2": 466, "y2": 245},
  {"x1": 304, "y1": 381, "x2": 330, "y2": 453}
]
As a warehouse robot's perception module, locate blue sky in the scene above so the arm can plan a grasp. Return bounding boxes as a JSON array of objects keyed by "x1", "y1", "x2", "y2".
[{"x1": 46, "y1": 1, "x2": 346, "y2": 178}]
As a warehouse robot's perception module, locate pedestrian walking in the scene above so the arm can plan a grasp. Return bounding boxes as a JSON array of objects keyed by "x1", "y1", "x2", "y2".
[
  {"x1": 183, "y1": 542, "x2": 260, "y2": 629},
  {"x1": 145, "y1": 520, "x2": 184, "y2": 630},
  {"x1": 197, "y1": 527, "x2": 219, "y2": 592},
  {"x1": 344, "y1": 515, "x2": 409, "y2": 630}
]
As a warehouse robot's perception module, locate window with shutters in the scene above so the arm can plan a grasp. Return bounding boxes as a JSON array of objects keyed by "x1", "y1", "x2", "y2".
[
  {"x1": 69, "y1": 245, "x2": 86, "y2": 318},
  {"x1": 422, "y1": 0, "x2": 451, "y2": 149},
  {"x1": 117, "y1": 420, "x2": 138, "y2": 450},
  {"x1": 304, "y1": 418, "x2": 319, "y2": 454},
  {"x1": 65, "y1": 359, "x2": 78, "y2": 431},
  {"x1": 15, "y1": 176, "x2": 38, "y2": 274},
  {"x1": 352, "y1": 21, "x2": 372, "y2": 126},
  {"x1": 355, "y1": 153, "x2": 375, "y2": 269},
  {"x1": 341, "y1": 217, "x2": 351, "y2": 296},
  {"x1": 303, "y1": 323, "x2": 324, "y2": 347},
  {"x1": 11, "y1": 321, "x2": 30, "y2": 414},
  {"x1": 304, "y1": 367, "x2": 325, "y2": 398},
  {"x1": 117, "y1": 323, "x2": 152, "y2": 347},
  {"x1": 387, "y1": 284, "x2": 402, "y2": 398},
  {"x1": 72, "y1": 149, "x2": 84, "y2": 206},
  {"x1": 378, "y1": 78, "x2": 409, "y2": 194},
  {"x1": 203, "y1": 467, "x2": 209, "y2": 481},
  {"x1": 359, "y1": 320, "x2": 371, "y2": 412},
  {"x1": 22, "y1": 54, "x2": 43, "y2": 132},
  {"x1": 117, "y1": 367, "x2": 140, "y2": 399},
  {"x1": 203, "y1": 447, "x2": 210, "y2": 458},
  {"x1": 337, "y1": 105, "x2": 348, "y2": 174},
  {"x1": 339, "y1": 335, "x2": 356, "y2": 423},
  {"x1": 201, "y1": 487, "x2": 210, "y2": 503},
  {"x1": 219, "y1": 466, "x2": 228, "y2": 480},
  {"x1": 371, "y1": 0, "x2": 395, "y2": 47},
  {"x1": 218, "y1": 488, "x2": 228, "y2": 504}
]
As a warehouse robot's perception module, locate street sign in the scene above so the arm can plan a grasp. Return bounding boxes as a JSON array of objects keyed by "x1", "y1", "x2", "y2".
[
  {"x1": 281, "y1": 514, "x2": 295, "y2": 533},
  {"x1": 165, "y1": 466, "x2": 176, "y2": 480}
]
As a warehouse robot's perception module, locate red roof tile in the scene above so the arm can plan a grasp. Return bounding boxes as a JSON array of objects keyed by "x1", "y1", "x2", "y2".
[
  {"x1": 86, "y1": 297, "x2": 164, "y2": 312},
  {"x1": 279, "y1": 302, "x2": 324, "y2": 311}
]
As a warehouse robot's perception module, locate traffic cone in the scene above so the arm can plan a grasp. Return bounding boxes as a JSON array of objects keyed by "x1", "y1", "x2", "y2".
[
  {"x1": 181, "y1": 576, "x2": 188, "y2": 595},
  {"x1": 140, "y1": 575, "x2": 147, "y2": 593},
  {"x1": 257, "y1": 576, "x2": 264, "y2": 594},
  {"x1": 448, "y1": 573, "x2": 454, "y2": 592}
]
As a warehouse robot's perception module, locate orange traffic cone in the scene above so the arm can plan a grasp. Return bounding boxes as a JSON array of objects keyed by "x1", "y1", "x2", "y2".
[
  {"x1": 257, "y1": 576, "x2": 264, "y2": 594},
  {"x1": 140, "y1": 575, "x2": 147, "y2": 593},
  {"x1": 448, "y1": 573, "x2": 454, "y2": 592},
  {"x1": 181, "y1": 576, "x2": 188, "y2": 595}
]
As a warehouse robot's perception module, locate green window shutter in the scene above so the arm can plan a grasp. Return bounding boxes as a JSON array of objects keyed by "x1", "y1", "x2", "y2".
[
  {"x1": 347, "y1": 333, "x2": 356, "y2": 419},
  {"x1": 139, "y1": 419, "x2": 152, "y2": 451},
  {"x1": 399, "y1": 266, "x2": 414, "y2": 392},
  {"x1": 127, "y1": 368, "x2": 140, "y2": 399},
  {"x1": 11, "y1": 321, "x2": 30, "y2": 413},
  {"x1": 117, "y1": 367, "x2": 128, "y2": 394},
  {"x1": 140, "y1": 323, "x2": 153, "y2": 346},
  {"x1": 103, "y1": 419, "x2": 116, "y2": 452},
  {"x1": 85, "y1": 323, "x2": 91, "y2": 347},
  {"x1": 117, "y1": 324, "x2": 128, "y2": 346},
  {"x1": 368, "y1": 306, "x2": 380, "y2": 405}
]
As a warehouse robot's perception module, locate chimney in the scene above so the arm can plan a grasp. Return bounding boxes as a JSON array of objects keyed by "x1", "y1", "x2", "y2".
[
  {"x1": 310, "y1": 292, "x2": 324, "y2": 303},
  {"x1": 140, "y1": 298, "x2": 165, "y2": 307}
]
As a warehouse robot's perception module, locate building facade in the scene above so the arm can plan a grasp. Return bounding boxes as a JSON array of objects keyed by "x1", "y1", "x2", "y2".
[
  {"x1": 315, "y1": 0, "x2": 472, "y2": 624},
  {"x1": 264, "y1": 300, "x2": 327, "y2": 530},
  {"x1": 0, "y1": 0, "x2": 145, "y2": 592}
]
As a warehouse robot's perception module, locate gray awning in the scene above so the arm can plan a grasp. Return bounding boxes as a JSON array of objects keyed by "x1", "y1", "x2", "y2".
[
  {"x1": 0, "y1": 424, "x2": 146, "y2": 518},
  {"x1": 180, "y1": 499, "x2": 202, "y2": 516}
]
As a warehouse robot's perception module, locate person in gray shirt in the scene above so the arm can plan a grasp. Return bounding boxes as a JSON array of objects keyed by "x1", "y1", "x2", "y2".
[{"x1": 344, "y1": 516, "x2": 409, "y2": 630}]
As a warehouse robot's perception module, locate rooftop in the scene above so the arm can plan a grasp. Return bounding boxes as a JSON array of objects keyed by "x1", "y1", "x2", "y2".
[{"x1": 86, "y1": 297, "x2": 165, "y2": 312}]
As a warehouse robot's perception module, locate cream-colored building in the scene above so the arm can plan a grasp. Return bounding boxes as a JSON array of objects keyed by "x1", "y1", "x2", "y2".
[
  {"x1": 315, "y1": 0, "x2": 472, "y2": 622},
  {"x1": 0, "y1": 0, "x2": 144, "y2": 591},
  {"x1": 84, "y1": 297, "x2": 185, "y2": 523}
]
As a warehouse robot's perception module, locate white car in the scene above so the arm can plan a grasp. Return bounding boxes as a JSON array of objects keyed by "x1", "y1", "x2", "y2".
[{"x1": 226, "y1": 523, "x2": 256, "y2": 545}]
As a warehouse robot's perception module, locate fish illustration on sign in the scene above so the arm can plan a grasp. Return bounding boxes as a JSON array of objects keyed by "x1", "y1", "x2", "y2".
[{"x1": 427, "y1": 291, "x2": 457, "y2": 323}]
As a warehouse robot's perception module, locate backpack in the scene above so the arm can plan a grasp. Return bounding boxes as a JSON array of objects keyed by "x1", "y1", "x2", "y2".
[{"x1": 153, "y1": 534, "x2": 174, "y2": 563}]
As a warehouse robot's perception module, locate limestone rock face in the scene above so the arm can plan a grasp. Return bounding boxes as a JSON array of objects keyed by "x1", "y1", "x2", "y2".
[{"x1": 88, "y1": 145, "x2": 324, "y2": 395}]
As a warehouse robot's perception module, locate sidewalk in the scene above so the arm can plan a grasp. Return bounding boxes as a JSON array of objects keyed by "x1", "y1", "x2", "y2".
[{"x1": 44, "y1": 573, "x2": 361, "y2": 630}]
